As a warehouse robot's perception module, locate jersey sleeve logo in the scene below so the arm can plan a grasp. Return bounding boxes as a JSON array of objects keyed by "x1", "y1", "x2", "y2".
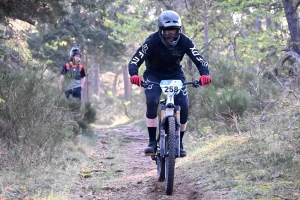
[
  {"x1": 142, "y1": 44, "x2": 148, "y2": 54},
  {"x1": 190, "y1": 46, "x2": 208, "y2": 67},
  {"x1": 130, "y1": 44, "x2": 149, "y2": 66}
]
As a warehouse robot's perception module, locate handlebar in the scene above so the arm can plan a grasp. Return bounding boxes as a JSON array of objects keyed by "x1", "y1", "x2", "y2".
[{"x1": 141, "y1": 80, "x2": 201, "y2": 88}]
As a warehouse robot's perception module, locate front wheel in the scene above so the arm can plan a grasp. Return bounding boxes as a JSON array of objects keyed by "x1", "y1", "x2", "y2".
[{"x1": 165, "y1": 117, "x2": 176, "y2": 195}]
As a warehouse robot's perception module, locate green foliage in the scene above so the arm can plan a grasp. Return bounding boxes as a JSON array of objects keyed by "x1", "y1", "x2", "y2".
[
  {"x1": 83, "y1": 102, "x2": 97, "y2": 124},
  {"x1": 214, "y1": 0, "x2": 282, "y2": 14},
  {"x1": 90, "y1": 93, "x2": 116, "y2": 125},
  {"x1": 0, "y1": 0, "x2": 69, "y2": 26},
  {"x1": 192, "y1": 85, "x2": 248, "y2": 120},
  {"x1": 188, "y1": 84, "x2": 249, "y2": 134},
  {"x1": 214, "y1": 86, "x2": 250, "y2": 118},
  {"x1": 67, "y1": 119, "x2": 81, "y2": 135},
  {"x1": 75, "y1": 101, "x2": 97, "y2": 131},
  {"x1": 66, "y1": 97, "x2": 82, "y2": 112},
  {"x1": 0, "y1": 64, "x2": 75, "y2": 169},
  {"x1": 62, "y1": 97, "x2": 97, "y2": 131},
  {"x1": 26, "y1": 0, "x2": 125, "y2": 73},
  {"x1": 246, "y1": 77, "x2": 282, "y2": 112},
  {"x1": 104, "y1": 1, "x2": 157, "y2": 44},
  {"x1": 209, "y1": 58, "x2": 236, "y2": 89},
  {"x1": 90, "y1": 87, "x2": 145, "y2": 125}
]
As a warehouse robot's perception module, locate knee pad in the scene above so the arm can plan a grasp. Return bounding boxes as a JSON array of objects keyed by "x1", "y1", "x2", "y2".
[
  {"x1": 146, "y1": 98, "x2": 159, "y2": 119},
  {"x1": 180, "y1": 106, "x2": 189, "y2": 124}
]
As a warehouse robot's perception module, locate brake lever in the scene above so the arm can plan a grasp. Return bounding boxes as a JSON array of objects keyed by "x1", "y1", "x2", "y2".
[{"x1": 192, "y1": 80, "x2": 200, "y2": 88}]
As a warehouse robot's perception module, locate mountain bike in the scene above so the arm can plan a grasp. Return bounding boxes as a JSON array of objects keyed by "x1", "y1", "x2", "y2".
[{"x1": 141, "y1": 79, "x2": 200, "y2": 195}]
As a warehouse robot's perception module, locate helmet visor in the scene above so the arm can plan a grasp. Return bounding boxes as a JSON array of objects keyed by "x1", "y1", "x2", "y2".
[{"x1": 161, "y1": 29, "x2": 180, "y2": 39}]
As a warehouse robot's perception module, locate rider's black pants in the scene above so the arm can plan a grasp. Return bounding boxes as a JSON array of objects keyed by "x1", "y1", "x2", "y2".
[
  {"x1": 143, "y1": 68, "x2": 189, "y2": 124},
  {"x1": 65, "y1": 87, "x2": 82, "y2": 100}
]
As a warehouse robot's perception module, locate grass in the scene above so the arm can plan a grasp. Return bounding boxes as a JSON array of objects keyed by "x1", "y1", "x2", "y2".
[
  {"x1": 1, "y1": 124, "x2": 299, "y2": 199},
  {"x1": 2, "y1": 94, "x2": 300, "y2": 199},
  {"x1": 0, "y1": 131, "x2": 101, "y2": 200},
  {"x1": 177, "y1": 125, "x2": 300, "y2": 199}
]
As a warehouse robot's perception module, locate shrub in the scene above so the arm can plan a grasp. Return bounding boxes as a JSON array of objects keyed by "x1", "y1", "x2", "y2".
[
  {"x1": 191, "y1": 86, "x2": 249, "y2": 119},
  {"x1": 188, "y1": 85, "x2": 249, "y2": 134},
  {"x1": 209, "y1": 59, "x2": 236, "y2": 89},
  {"x1": 214, "y1": 86, "x2": 250, "y2": 119},
  {"x1": 0, "y1": 65, "x2": 75, "y2": 169}
]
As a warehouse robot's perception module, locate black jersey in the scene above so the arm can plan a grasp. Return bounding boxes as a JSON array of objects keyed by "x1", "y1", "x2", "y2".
[{"x1": 128, "y1": 31, "x2": 209, "y2": 76}]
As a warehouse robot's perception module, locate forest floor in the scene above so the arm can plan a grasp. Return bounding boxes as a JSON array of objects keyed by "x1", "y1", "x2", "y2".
[
  {"x1": 3, "y1": 119, "x2": 298, "y2": 199},
  {"x1": 72, "y1": 124, "x2": 220, "y2": 200}
]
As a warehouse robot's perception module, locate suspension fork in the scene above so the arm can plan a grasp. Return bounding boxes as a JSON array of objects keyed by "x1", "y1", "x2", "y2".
[
  {"x1": 175, "y1": 105, "x2": 181, "y2": 157},
  {"x1": 159, "y1": 105, "x2": 166, "y2": 157},
  {"x1": 159, "y1": 105, "x2": 181, "y2": 157}
]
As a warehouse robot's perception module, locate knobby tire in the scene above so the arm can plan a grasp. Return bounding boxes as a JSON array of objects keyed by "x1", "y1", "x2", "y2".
[{"x1": 165, "y1": 117, "x2": 176, "y2": 195}]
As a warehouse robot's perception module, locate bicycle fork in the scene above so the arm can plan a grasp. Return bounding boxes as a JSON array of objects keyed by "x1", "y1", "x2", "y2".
[
  {"x1": 175, "y1": 108, "x2": 181, "y2": 157},
  {"x1": 159, "y1": 105, "x2": 181, "y2": 157}
]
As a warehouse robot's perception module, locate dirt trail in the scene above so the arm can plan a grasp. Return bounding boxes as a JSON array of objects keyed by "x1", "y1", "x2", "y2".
[{"x1": 76, "y1": 125, "x2": 204, "y2": 200}]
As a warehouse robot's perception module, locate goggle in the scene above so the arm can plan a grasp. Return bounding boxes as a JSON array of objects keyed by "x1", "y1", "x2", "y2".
[{"x1": 161, "y1": 29, "x2": 180, "y2": 39}]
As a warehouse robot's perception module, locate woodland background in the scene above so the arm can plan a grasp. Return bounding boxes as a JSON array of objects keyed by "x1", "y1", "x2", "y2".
[{"x1": 1, "y1": 0, "x2": 300, "y2": 199}]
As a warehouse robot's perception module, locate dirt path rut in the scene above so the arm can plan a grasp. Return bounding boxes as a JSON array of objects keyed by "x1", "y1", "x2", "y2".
[{"x1": 76, "y1": 125, "x2": 203, "y2": 200}]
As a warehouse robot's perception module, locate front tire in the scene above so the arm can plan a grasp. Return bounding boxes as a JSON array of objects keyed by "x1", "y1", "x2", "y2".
[{"x1": 165, "y1": 117, "x2": 176, "y2": 195}]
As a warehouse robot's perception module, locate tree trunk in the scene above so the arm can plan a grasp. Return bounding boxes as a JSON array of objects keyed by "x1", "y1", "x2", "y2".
[
  {"x1": 112, "y1": 69, "x2": 121, "y2": 96},
  {"x1": 91, "y1": 55, "x2": 100, "y2": 97},
  {"x1": 266, "y1": 16, "x2": 271, "y2": 27},
  {"x1": 282, "y1": 0, "x2": 300, "y2": 54},
  {"x1": 82, "y1": 52, "x2": 88, "y2": 101},
  {"x1": 122, "y1": 65, "x2": 130, "y2": 101},
  {"x1": 203, "y1": 1, "x2": 209, "y2": 54},
  {"x1": 255, "y1": 17, "x2": 262, "y2": 33}
]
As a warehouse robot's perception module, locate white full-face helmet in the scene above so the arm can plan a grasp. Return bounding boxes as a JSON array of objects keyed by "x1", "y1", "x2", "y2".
[
  {"x1": 69, "y1": 44, "x2": 81, "y2": 57},
  {"x1": 158, "y1": 10, "x2": 182, "y2": 49}
]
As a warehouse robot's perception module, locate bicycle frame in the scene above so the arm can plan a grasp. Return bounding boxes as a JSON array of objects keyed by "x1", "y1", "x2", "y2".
[{"x1": 159, "y1": 80, "x2": 183, "y2": 158}]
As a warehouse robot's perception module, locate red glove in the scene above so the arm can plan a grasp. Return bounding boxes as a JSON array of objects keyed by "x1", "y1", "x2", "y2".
[
  {"x1": 130, "y1": 75, "x2": 142, "y2": 87},
  {"x1": 199, "y1": 75, "x2": 211, "y2": 86}
]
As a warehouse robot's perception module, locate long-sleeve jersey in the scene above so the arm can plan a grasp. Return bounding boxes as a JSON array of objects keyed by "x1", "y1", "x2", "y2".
[
  {"x1": 128, "y1": 31, "x2": 209, "y2": 76},
  {"x1": 61, "y1": 62, "x2": 86, "y2": 90}
]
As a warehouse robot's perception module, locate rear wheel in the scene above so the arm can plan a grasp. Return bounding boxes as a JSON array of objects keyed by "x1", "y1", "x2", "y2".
[{"x1": 165, "y1": 117, "x2": 176, "y2": 195}]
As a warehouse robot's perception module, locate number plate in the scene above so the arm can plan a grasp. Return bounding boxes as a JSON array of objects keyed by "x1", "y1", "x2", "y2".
[{"x1": 160, "y1": 80, "x2": 183, "y2": 95}]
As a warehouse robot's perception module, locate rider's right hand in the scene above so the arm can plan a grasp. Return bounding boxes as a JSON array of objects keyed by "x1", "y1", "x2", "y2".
[{"x1": 130, "y1": 75, "x2": 142, "y2": 87}]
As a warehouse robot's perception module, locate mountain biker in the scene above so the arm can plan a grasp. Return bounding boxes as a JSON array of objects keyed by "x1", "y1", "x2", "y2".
[
  {"x1": 59, "y1": 44, "x2": 86, "y2": 100},
  {"x1": 128, "y1": 10, "x2": 211, "y2": 157}
]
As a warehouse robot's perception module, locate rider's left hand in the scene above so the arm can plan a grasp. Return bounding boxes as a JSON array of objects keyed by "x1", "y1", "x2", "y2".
[{"x1": 199, "y1": 75, "x2": 211, "y2": 86}]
